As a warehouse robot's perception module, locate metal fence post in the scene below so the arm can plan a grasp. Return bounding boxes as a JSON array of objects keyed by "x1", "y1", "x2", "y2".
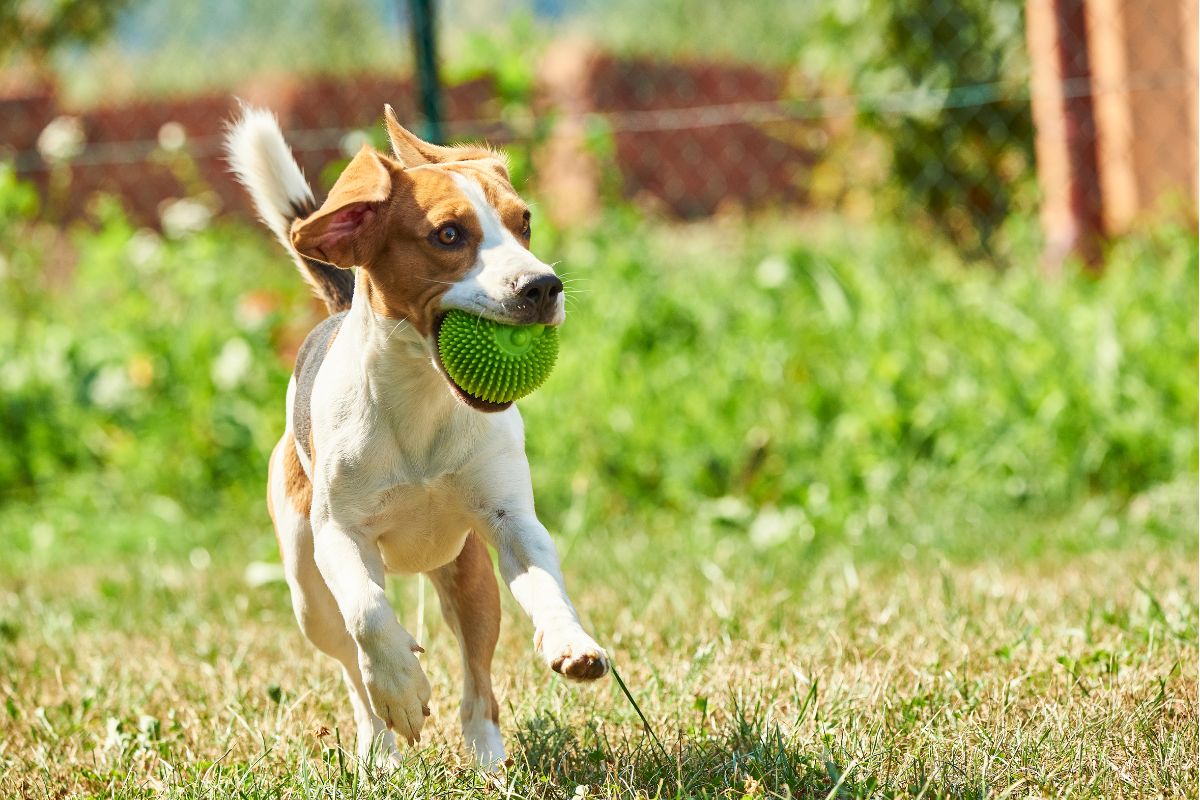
[{"x1": 406, "y1": 0, "x2": 444, "y2": 144}]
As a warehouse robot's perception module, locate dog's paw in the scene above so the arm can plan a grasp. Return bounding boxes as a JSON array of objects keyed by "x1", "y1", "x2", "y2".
[
  {"x1": 356, "y1": 732, "x2": 404, "y2": 773},
  {"x1": 358, "y1": 638, "x2": 432, "y2": 745},
  {"x1": 464, "y1": 717, "x2": 506, "y2": 770},
  {"x1": 535, "y1": 626, "x2": 609, "y2": 681}
]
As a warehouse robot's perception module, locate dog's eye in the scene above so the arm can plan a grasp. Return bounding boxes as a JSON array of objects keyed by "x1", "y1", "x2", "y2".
[{"x1": 433, "y1": 224, "x2": 463, "y2": 247}]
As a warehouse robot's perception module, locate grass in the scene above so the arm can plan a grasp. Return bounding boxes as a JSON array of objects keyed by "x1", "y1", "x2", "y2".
[
  {"x1": 0, "y1": 169, "x2": 1196, "y2": 796},
  {"x1": 2, "y1": 518, "x2": 1195, "y2": 797}
]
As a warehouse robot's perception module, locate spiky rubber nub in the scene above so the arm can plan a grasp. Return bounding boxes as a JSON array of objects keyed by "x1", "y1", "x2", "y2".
[{"x1": 437, "y1": 310, "x2": 558, "y2": 404}]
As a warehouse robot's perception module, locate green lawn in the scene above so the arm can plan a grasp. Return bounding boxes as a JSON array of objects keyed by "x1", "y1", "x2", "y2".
[{"x1": 0, "y1": 175, "x2": 1196, "y2": 797}]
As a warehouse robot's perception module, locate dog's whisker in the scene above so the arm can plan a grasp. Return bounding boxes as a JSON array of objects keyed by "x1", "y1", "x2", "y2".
[{"x1": 383, "y1": 316, "x2": 411, "y2": 344}]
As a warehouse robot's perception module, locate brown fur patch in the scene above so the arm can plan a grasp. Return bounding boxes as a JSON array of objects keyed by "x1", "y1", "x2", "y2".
[
  {"x1": 360, "y1": 161, "x2": 532, "y2": 333},
  {"x1": 431, "y1": 532, "x2": 502, "y2": 723},
  {"x1": 445, "y1": 161, "x2": 531, "y2": 243},
  {"x1": 290, "y1": 146, "x2": 393, "y2": 269},
  {"x1": 283, "y1": 435, "x2": 313, "y2": 518},
  {"x1": 361, "y1": 166, "x2": 484, "y2": 329},
  {"x1": 293, "y1": 114, "x2": 534, "y2": 337},
  {"x1": 384, "y1": 104, "x2": 496, "y2": 169}
]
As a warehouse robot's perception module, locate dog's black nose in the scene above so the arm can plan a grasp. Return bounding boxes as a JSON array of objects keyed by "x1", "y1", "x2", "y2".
[{"x1": 519, "y1": 274, "x2": 563, "y2": 317}]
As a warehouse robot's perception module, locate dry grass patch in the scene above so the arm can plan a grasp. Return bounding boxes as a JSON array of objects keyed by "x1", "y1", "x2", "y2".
[{"x1": 1, "y1": 544, "x2": 1194, "y2": 798}]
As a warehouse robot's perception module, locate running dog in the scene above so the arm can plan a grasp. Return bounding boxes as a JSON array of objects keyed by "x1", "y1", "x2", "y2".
[{"x1": 225, "y1": 105, "x2": 607, "y2": 768}]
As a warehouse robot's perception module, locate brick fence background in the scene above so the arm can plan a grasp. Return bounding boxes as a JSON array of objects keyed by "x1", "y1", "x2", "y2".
[
  {"x1": 2, "y1": 1, "x2": 1196, "y2": 267},
  {"x1": 2, "y1": 54, "x2": 816, "y2": 228}
]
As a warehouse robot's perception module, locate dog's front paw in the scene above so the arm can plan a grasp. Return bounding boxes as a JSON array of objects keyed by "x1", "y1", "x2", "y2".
[
  {"x1": 535, "y1": 626, "x2": 609, "y2": 681},
  {"x1": 358, "y1": 638, "x2": 432, "y2": 745}
]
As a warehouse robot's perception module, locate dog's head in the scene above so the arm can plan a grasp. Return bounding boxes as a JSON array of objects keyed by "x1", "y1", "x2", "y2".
[{"x1": 290, "y1": 106, "x2": 562, "y2": 412}]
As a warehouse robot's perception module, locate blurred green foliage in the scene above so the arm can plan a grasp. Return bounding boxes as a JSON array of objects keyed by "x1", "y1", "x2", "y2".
[
  {"x1": 54, "y1": 0, "x2": 411, "y2": 102},
  {"x1": 852, "y1": 0, "x2": 1033, "y2": 257},
  {"x1": 524, "y1": 210, "x2": 1196, "y2": 537},
  {"x1": 445, "y1": 11, "x2": 548, "y2": 190},
  {"x1": 0, "y1": 165, "x2": 308, "y2": 559},
  {"x1": 0, "y1": 166, "x2": 1195, "y2": 570},
  {"x1": 772, "y1": 0, "x2": 1033, "y2": 258},
  {"x1": 573, "y1": 0, "x2": 1035, "y2": 255},
  {"x1": 0, "y1": 0, "x2": 128, "y2": 66},
  {"x1": 34, "y1": 0, "x2": 1036, "y2": 259}
]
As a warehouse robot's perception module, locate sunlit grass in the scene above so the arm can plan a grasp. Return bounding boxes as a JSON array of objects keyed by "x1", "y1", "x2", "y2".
[{"x1": 2, "y1": 523, "x2": 1195, "y2": 797}]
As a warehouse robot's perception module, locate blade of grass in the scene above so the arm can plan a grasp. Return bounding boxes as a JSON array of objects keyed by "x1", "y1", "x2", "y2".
[{"x1": 610, "y1": 663, "x2": 671, "y2": 763}]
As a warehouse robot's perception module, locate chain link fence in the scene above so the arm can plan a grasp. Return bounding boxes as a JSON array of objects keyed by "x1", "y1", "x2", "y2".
[{"x1": 1, "y1": 0, "x2": 1195, "y2": 262}]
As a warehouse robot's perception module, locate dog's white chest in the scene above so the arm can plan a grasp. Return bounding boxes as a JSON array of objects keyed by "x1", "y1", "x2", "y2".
[{"x1": 367, "y1": 479, "x2": 474, "y2": 574}]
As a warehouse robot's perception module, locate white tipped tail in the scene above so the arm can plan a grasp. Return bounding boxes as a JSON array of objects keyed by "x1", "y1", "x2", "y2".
[
  {"x1": 225, "y1": 105, "x2": 353, "y2": 313},
  {"x1": 224, "y1": 105, "x2": 314, "y2": 246}
]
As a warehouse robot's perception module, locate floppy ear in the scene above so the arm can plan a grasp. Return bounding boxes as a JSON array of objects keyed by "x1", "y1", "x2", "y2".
[
  {"x1": 384, "y1": 104, "x2": 461, "y2": 166},
  {"x1": 291, "y1": 145, "x2": 393, "y2": 268}
]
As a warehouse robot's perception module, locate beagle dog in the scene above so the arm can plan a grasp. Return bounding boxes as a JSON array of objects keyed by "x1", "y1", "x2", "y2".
[{"x1": 225, "y1": 105, "x2": 607, "y2": 769}]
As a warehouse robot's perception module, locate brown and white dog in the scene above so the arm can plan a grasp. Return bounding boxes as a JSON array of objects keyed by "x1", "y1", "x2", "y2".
[{"x1": 225, "y1": 105, "x2": 607, "y2": 768}]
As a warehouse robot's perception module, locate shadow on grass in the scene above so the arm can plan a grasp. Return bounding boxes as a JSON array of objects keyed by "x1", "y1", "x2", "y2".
[
  {"x1": 512, "y1": 707, "x2": 841, "y2": 798},
  {"x1": 510, "y1": 706, "x2": 1001, "y2": 799}
]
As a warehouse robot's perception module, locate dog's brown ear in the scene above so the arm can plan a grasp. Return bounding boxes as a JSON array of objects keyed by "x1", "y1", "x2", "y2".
[
  {"x1": 291, "y1": 145, "x2": 393, "y2": 269},
  {"x1": 384, "y1": 104, "x2": 463, "y2": 166}
]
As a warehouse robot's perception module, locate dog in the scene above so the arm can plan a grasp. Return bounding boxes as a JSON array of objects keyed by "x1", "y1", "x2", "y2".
[{"x1": 225, "y1": 105, "x2": 608, "y2": 769}]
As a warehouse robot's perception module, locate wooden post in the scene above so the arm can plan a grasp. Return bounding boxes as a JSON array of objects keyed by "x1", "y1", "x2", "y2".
[
  {"x1": 1087, "y1": 0, "x2": 1199, "y2": 233},
  {"x1": 1027, "y1": 0, "x2": 1105, "y2": 270},
  {"x1": 1029, "y1": 0, "x2": 1199, "y2": 269},
  {"x1": 535, "y1": 38, "x2": 603, "y2": 226}
]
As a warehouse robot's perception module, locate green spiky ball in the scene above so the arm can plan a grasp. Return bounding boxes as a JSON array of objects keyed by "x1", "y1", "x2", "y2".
[{"x1": 438, "y1": 310, "x2": 558, "y2": 404}]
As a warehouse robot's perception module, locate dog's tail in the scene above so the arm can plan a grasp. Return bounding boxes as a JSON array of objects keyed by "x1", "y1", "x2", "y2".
[{"x1": 224, "y1": 105, "x2": 353, "y2": 314}]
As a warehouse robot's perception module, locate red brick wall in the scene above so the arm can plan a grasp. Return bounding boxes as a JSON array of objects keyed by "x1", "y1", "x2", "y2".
[
  {"x1": 2, "y1": 56, "x2": 813, "y2": 225},
  {"x1": 585, "y1": 55, "x2": 814, "y2": 217}
]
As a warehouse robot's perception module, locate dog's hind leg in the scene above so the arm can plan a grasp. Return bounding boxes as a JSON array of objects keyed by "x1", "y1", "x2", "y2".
[
  {"x1": 268, "y1": 435, "x2": 399, "y2": 767},
  {"x1": 428, "y1": 531, "x2": 505, "y2": 769}
]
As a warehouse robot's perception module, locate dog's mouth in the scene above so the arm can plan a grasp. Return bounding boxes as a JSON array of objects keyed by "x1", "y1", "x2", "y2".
[{"x1": 431, "y1": 313, "x2": 513, "y2": 413}]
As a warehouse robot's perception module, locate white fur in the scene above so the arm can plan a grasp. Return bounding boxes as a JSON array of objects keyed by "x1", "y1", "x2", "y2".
[
  {"x1": 441, "y1": 173, "x2": 565, "y2": 325},
  {"x1": 224, "y1": 106, "x2": 317, "y2": 275},
  {"x1": 249, "y1": 120, "x2": 605, "y2": 770},
  {"x1": 463, "y1": 712, "x2": 506, "y2": 769}
]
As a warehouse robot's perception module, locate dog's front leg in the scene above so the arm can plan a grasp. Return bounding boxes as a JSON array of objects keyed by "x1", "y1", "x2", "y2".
[
  {"x1": 488, "y1": 513, "x2": 609, "y2": 681},
  {"x1": 313, "y1": 521, "x2": 433, "y2": 744}
]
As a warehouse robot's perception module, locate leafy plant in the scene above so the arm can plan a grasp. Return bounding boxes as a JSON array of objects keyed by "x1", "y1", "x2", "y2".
[
  {"x1": 816, "y1": 0, "x2": 1035, "y2": 257},
  {"x1": 445, "y1": 11, "x2": 551, "y2": 190},
  {"x1": 0, "y1": 0, "x2": 128, "y2": 66},
  {"x1": 0, "y1": 168, "x2": 1194, "y2": 570},
  {"x1": 0, "y1": 170, "x2": 310, "y2": 558}
]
